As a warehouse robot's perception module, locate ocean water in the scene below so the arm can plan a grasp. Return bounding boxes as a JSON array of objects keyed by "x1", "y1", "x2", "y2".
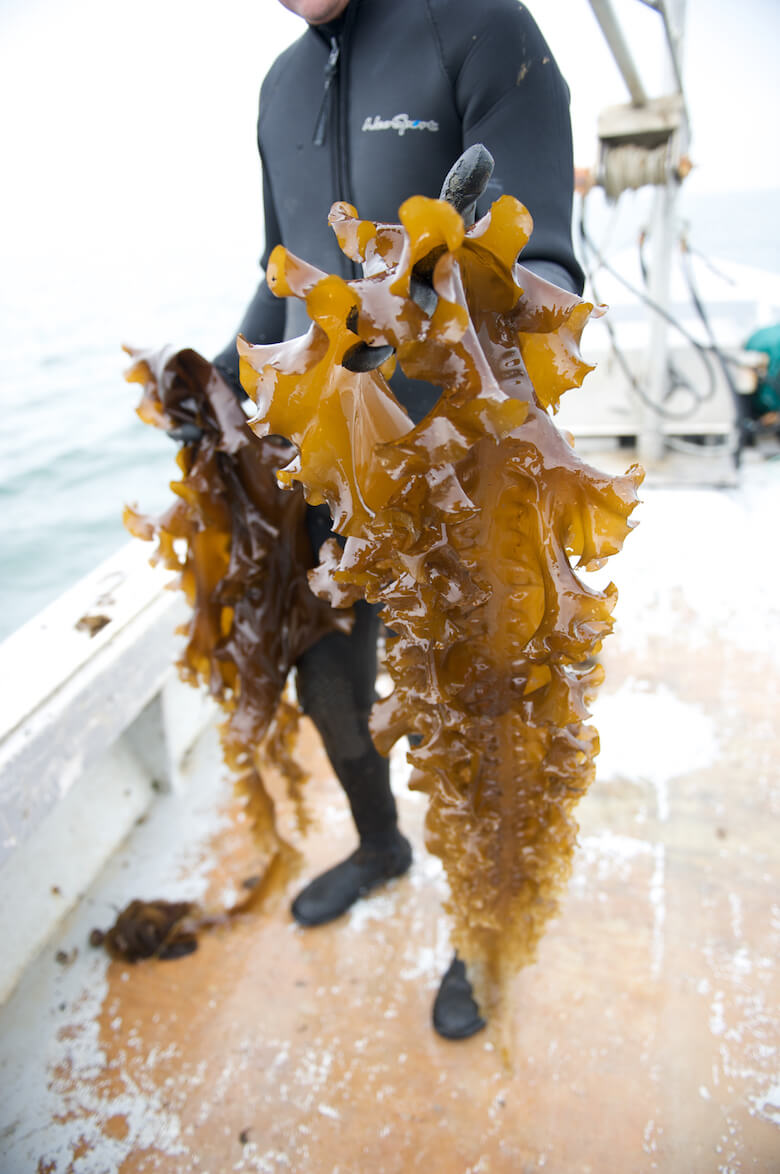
[
  {"x1": 0, "y1": 243, "x2": 260, "y2": 640},
  {"x1": 1, "y1": 187, "x2": 779, "y2": 642}
]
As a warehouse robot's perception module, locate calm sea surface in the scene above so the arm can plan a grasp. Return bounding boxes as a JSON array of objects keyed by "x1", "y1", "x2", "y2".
[{"x1": 1, "y1": 188, "x2": 779, "y2": 641}]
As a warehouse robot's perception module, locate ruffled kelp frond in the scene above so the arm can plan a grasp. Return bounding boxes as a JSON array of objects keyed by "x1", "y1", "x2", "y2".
[
  {"x1": 241, "y1": 189, "x2": 642, "y2": 1029},
  {"x1": 124, "y1": 345, "x2": 347, "y2": 894}
]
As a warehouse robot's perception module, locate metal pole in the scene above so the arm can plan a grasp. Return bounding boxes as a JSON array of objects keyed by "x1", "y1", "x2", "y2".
[
  {"x1": 640, "y1": 187, "x2": 677, "y2": 462},
  {"x1": 639, "y1": 0, "x2": 687, "y2": 466},
  {"x1": 587, "y1": 0, "x2": 649, "y2": 107}
]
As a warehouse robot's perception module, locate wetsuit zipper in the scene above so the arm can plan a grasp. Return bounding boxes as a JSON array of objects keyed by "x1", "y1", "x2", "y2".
[
  {"x1": 334, "y1": 15, "x2": 359, "y2": 279},
  {"x1": 312, "y1": 37, "x2": 340, "y2": 147},
  {"x1": 312, "y1": 9, "x2": 358, "y2": 278}
]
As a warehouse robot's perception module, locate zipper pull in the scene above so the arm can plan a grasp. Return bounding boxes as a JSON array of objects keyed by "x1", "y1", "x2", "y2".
[{"x1": 313, "y1": 37, "x2": 340, "y2": 147}]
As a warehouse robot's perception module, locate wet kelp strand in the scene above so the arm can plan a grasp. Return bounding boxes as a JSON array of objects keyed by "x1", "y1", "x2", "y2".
[
  {"x1": 106, "y1": 347, "x2": 347, "y2": 957},
  {"x1": 239, "y1": 192, "x2": 643, "y2": 1019}
]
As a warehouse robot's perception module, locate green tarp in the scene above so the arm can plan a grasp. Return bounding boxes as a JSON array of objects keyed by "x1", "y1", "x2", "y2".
[{"x1": 745, "y1": 322, "x2": 780, "y2": 413}]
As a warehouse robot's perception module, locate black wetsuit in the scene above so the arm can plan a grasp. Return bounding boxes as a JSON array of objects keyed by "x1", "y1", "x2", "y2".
[{"x1": 214, "y1": 0, "x2": 582, "y2": 851}]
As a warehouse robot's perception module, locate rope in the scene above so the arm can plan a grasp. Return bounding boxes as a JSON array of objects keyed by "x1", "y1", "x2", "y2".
[
  {"x1": 602, "y1": 143, "x2": 671, "y2": 201},
  {"x1": 637, "y1": 226, "x2": 718, "y2": 408},
  {"x1": 577, "y1": 194, "x2": 729, "y2": 424}
]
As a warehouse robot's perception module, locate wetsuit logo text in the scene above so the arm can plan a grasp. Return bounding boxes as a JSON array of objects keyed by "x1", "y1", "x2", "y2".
[{"x1": 362, "y1": 114, "x2": 439, "y2": 136}]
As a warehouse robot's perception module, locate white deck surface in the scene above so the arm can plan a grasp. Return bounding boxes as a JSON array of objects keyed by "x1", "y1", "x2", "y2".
[{"x1": 0, "y1": 451, "x2": 778, "y2": 1173}]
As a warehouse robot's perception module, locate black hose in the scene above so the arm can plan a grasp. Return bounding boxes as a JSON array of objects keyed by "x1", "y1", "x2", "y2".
[{"x1": 578, "y1": 196, "x2": 712, "y2": 422}]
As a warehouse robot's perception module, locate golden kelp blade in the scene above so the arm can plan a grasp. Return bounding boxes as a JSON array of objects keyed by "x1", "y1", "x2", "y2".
[
  {"x1": 123, "y1": 346, "x2": 348, "y2": 923},
  {"x1": 237, "y1": 256, "x2": 413, "y2": 535},
  {"x1": 241, "y1": 194, "x2": 642, "y2": 1023}
]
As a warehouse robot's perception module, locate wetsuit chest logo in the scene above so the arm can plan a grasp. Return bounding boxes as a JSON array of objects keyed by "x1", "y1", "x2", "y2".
[{"x1": 362, "y1": 114, "x2": 439, "y2": 136}]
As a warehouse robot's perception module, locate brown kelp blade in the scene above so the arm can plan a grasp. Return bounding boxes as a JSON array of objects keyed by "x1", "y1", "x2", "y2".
[
  {"x1": 240, "y1": 190, "x2": 642, "y2": 1027},
  {"x1": 119, "y1": 346, "x2": 348, "y2": 952}
]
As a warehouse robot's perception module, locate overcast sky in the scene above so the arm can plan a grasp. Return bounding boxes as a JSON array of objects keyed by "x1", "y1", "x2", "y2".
[{"x1": 0, "y1": 0, "x2": 777, "y2": 275}]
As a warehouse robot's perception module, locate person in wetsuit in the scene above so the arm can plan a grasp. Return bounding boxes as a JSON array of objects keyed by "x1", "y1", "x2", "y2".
[{"x1": 213, "y1": 0, "x2": 584, "y2": 1039}]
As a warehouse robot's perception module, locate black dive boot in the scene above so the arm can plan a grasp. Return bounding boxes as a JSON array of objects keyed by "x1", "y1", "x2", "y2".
[
  {"x1": 432, "y1": 953, "x2": 486, "y2": 1040},
  {"x1": 291, "y1": 830, "x2": 412, "y2": 926},
  {"x1": 293, "y1": 601, "x2": 412, "y2": 926}
]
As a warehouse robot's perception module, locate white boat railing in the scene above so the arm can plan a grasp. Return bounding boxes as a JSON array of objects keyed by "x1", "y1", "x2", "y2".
[{"x1": 0, "y1": 540, "x2": 214, "y2": 1003}]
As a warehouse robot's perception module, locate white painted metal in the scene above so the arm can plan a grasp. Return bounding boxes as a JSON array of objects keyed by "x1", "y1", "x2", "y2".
[
  {"x1": 0, "y1": 738, "x2": 153, "y2": 1003},
  {"x1": 586, "y1": 0, "x2": 649, "y2": 107},
  {"x1": 556, "y1": 343, "x2": 747, "y2": 443},
  {"x1": 638, "y1": 0, "x2": 688, "y2": 464},
  {"x1": 0, "y1": 545, "x2": 183, "y2": 864},
  {"x1": 641, "y1": 183, "x2": 680, "y2": 461},
  {"x1": 0, "y1": 540, "x2": 218, "y2": 1001},
  {"x1": 0, "y1": 542, "x2": 181, "y2": 743}
]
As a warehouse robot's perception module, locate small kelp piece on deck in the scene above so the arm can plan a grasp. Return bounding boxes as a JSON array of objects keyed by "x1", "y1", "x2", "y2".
[
  {"x1": 90, "y1": 879, "x2": 275, "y2": 963},
  {"x1": 91, "y1": 899, "x2": 200, "y2": 962},
  {"x1": 240, "y1": 193, "x2": 643, "y2": 1022},
  {"x1": 124, "y1": 346, "x2": 348, "y2": 892}
]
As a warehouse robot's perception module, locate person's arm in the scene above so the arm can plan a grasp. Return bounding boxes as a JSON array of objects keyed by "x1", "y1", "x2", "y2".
[
  {"x1": 213, "y1": 148, "x2": 287, "y2": 400},
  {"x1": 434, "y1": 0, "x2": 583, "y2": 295}
]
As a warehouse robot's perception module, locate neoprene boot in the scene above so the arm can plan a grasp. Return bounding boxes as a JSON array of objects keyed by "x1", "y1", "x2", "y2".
[
  {"x1": 432, "y1": 953, "x2": 486, "y2": 1040},
  {"x1": 294, "y1": 601, "x2": 413, "y2": 925},
  {"x1": 291, "y1": 829, "x2": 412, "y2": 926}
]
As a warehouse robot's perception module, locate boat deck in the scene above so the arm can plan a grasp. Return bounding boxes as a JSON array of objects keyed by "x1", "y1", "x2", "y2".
[{"x1": 1, "y1": 455, "x2": 779, "y2": 1173}]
